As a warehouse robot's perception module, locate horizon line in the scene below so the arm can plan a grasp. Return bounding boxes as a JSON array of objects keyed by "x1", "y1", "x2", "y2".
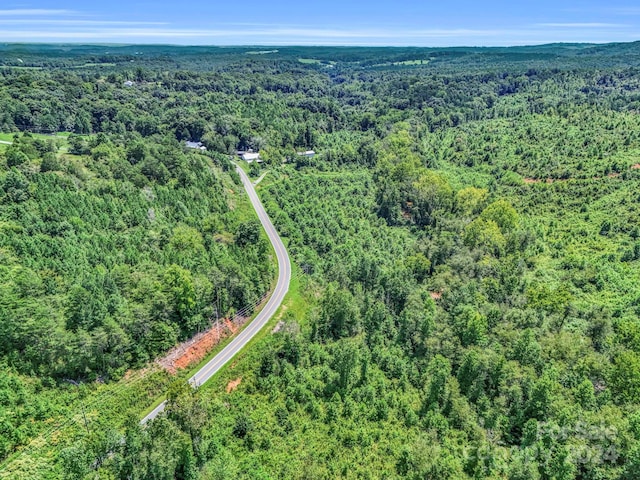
[{"x1": 0, "y1": 39, "x2": 636, "y2": 48}]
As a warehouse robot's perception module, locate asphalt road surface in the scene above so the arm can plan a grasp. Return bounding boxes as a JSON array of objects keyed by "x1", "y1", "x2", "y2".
[{"x1": 141, "y1": 164, "x2": 291, "y2": 423}]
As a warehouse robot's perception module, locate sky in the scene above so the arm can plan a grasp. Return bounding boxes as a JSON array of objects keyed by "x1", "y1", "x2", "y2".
[{"x1": 0, "y1": 1, "x2": 639, "y2": 46}]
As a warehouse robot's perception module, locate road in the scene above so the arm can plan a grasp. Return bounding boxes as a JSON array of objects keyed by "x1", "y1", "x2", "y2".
[
  {"x1": 142, "y1": 164, "x2": 291, "y2": 423},
  {"x1": 0, "y1": 141, "x2": 12, "y2": 145}
]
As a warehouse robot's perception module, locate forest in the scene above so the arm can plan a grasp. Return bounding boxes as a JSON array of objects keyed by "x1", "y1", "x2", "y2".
[{"x1": 0, "y1": 42, "x2": 640, "y2": 479}]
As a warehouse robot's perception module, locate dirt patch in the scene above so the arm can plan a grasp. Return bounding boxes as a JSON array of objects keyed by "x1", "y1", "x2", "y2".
[
  {"x1": 272, "y1": 321, "x2": 285, "y2": 333},
  {"x1": 158, "y1": 323, "x2": 232, "y2": 374},
  {"x1": 224, "y1": 317, "x2": 237, "y2": 334},
  {"x1": 632, "y1": 164, "x2": 640, "y2": 170},
  {"x1": 226, "y1": 377, "x2": 242, "y2": 393},
  {"x1": 275, "y1": 304, "x2": 289, "y2": 321},
  {"x1": 523, "y1": 178, "x2": 541, "y2": 184},
  {"x1": 430, "y1": 291, "x2": 442, "y2": 301},
  {"x1": 157, "y1": 292, "x2": 270, "y2": 374}
]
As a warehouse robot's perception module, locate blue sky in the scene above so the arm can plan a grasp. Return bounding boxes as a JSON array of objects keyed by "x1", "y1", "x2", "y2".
[{"x1": 0, "y1": 1, "x2": 639, "y2": 46}]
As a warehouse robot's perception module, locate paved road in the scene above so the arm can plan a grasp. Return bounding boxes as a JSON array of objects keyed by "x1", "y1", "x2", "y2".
[{"x1": 142, "y1": 165, "x2": 291, "y2": 423}]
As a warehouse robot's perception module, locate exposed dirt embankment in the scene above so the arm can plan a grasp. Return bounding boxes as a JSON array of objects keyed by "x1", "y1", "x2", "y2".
[
  {"x1": 158, "y1": 323, "x2": 232, "y2": 374},
  {"x1": 157, "y1": 293, "x2": 270, "y2": 373}
]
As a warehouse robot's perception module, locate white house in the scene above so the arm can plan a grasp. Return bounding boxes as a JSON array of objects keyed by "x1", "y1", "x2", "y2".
[
  {"x1": 185, "y1": 141, "x2": 207, "y2": 151},
  {"x1": 241, "y1": 152, "x2": 261, "y2": 163},
  {"x1": 297, "y1": 150, "x2": 316, "y2": 158}
]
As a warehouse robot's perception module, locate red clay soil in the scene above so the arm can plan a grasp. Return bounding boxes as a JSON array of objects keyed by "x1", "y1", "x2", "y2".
[
  {"x1": 224, "y1": 317, "x2": 237, "y2": 334},
  {"x1": 157, "y1": 293, "x2": 271, "y2": 374},
  {"x1": 226, "y1": 377, "x2": 242, "y2": 393},
  {"x1": 158, "y1": 323, "x2": 232, "y2": 374},
  {"x1": 632, "y1": 164, "x2": 640, "y2": 170}
]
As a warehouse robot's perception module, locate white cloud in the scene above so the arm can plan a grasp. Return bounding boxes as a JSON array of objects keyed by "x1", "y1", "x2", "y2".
[
  {"x1": 537, "y1": 23, "x2": 627, "y2": 28},
  {"x1": 0, "y1": 9, "x2": 77, "y2": 16},
  {"x1": 0, "y1": 24, "x2": 636, "y2": 46},
  {"x1": 0, "y1": 19, "x2": 167, "y2": 26},
  {"x1": 0, "y1": 27, "x2": 518, "y2": 40}
]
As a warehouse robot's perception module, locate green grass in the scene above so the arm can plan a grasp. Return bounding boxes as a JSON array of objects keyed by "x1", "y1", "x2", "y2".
[
  {"x1": 298, "y1": 58, "x2": 336, "y2": 65},
  {"x1": 0, "y1": 132, "x2": 70, "y2": 142},
  {"x1": 138, "y1": 274, "x2": 285, "y2": 419},
  {"x1": 0, "y1": 369, "x2": 173, "y2": 478},
  {"x1": 140, "y1": 172, "x2": 285, "y2": 416},
  {"x1": 0, "y1": 66, "x2": 43, "y2": 70},
  {"x1": 236, "y1": 160, "x2": 250, "y2": 174},
  {"x1": 199, "y1": 262, "x2": 307, "y2": 396}
]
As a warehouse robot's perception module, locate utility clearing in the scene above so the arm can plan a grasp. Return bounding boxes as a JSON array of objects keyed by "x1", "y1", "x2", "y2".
[{"x1": 157, "y1": 293, "x2": 269, "y2": 374}]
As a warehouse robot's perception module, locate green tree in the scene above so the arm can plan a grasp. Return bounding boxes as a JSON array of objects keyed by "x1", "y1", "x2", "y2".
[
  {"x1": 480, "y1": 200, "x2": 519, "y2": 232},
  {"x1": 5, "y1": 148, "x2": 29, "y2": 167}
]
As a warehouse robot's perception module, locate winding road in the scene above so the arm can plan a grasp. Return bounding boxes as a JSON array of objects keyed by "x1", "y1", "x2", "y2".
[{"x1": 142, "y1": 164, "x2": 291, "y2": 423}]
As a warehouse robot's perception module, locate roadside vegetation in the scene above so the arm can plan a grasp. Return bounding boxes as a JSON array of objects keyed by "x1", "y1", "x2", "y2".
[{"x1": 1, "y1": 43, "x2": 640, "y2": 479}]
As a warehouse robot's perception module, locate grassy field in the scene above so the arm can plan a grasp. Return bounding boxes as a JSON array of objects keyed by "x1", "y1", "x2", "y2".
[
  {"x1": 0, "y1": 133, "x2": 15, "y2": 143},
  {"x1": 0, "y1": 132, "x2": 72, "y2": 154},
  {"x1": 298, "y1": 58, "x2": 336, "y2": 66},
  {"x1": 0, "y1": 66, "x2": 43, "y2": 70},
  {"x1": 0, "y1": 132, "x2": 70, "y2": 141}
]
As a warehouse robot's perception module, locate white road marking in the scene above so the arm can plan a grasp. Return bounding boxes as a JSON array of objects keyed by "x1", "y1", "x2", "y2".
[{"x1": 141, "y1": 164, "x2": 290, "y2": 423}]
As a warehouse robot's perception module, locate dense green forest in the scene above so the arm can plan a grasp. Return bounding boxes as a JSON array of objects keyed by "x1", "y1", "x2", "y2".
[{"x1": 1, "y1": 43, "x2": 640, "y2": 479}]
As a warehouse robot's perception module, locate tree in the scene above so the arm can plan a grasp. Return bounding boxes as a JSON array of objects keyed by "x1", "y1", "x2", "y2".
[
  {"x1": 424, "y1": 355, "x2": 453, "y2": 412},
  {"x1": 464, "y1": 218, "x2": 506, "y2": 255},
  {"x1": 5, "y1": 148, "x2": 29, "y2": 167},
  {"x1": 2, "y1": 168, "x2": 30, "y2": 202},
  {"x1": 235, "y1": 220, "x2": 261, "y2": 247},
  {"x1": 610, "y1": 350, "x2": 640, "y2": 404},
  {"x1": 332, "y1": 339, "x2": 362, "y2": 393},
  {"x1": 455, "y1": 187, "x2": 488, "y2": 216},
  {"x1": 480, "y1": 200, "x2": 519, "y2": 232},
  {"x1": 399, "y1": 290, "x2": 435, "y2": 354},
  {"x1": 126, "y1": 141, "x2": 148, "y2": 165},
  {"x1": 455, "y1": 306, "x2": 488, "y2": 347},
  {"x1": 410, "y1": 171, "x2": 454, "y2": 225},
  {"x1": 163, "y1": 265, "x2": 196, "y2": 331},
  {"x1": 40, "y1": 152, "x2": 60, "y2": 172},
  {"x1": 316, "y1": 283, "x2": 360, "y2": 340}
]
